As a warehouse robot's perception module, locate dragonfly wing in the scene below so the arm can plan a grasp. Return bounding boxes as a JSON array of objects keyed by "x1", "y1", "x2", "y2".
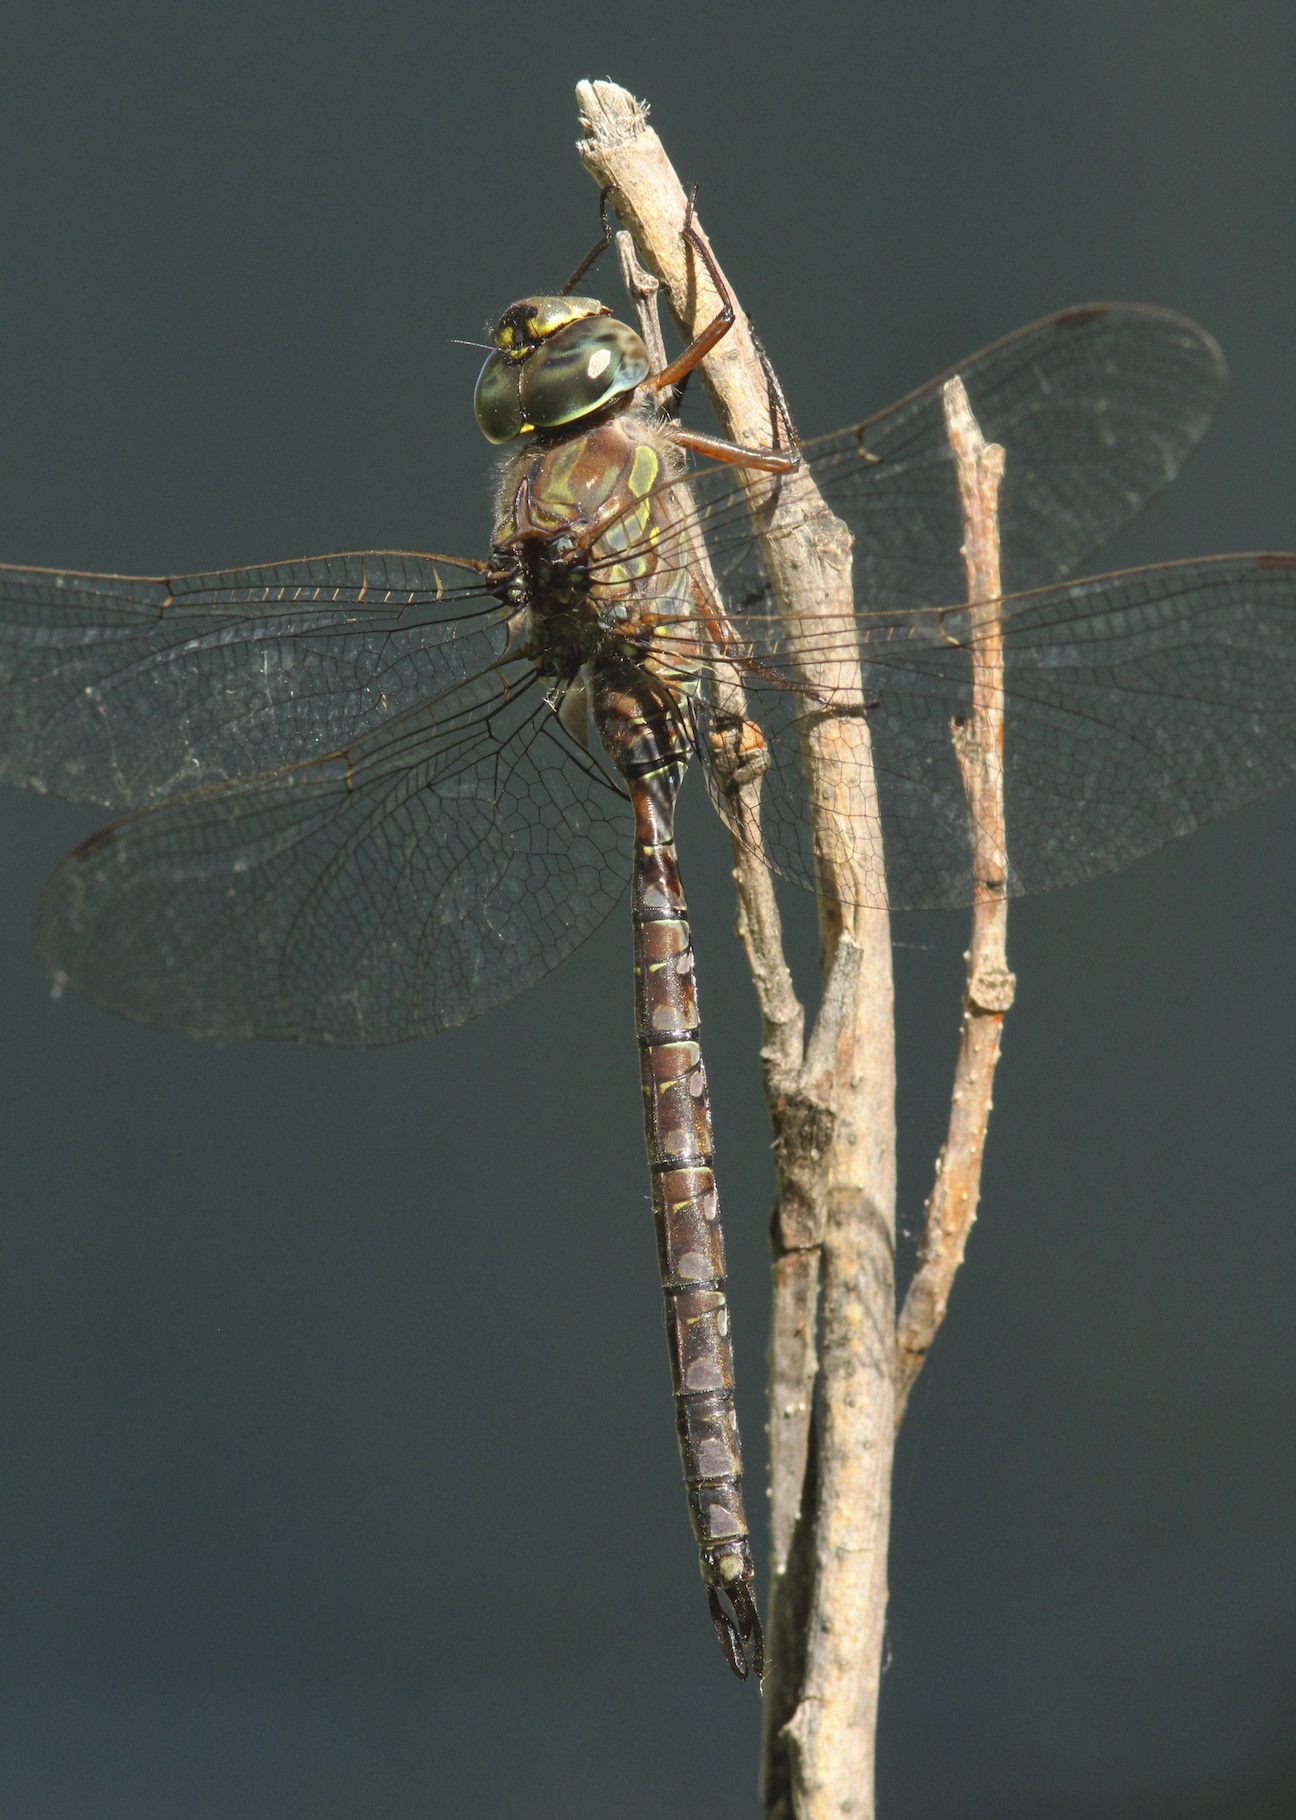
[
  {"x1": 0, "y1": 550, "x2": 504, "y2": 810},
  {"x1": 994, "y1": 553, "x2": 1296, "y2": 897},
  {"x1": 712, "y1": 554, "x2": 1296, "y2": 909},
  {"x1": 37, "y1": 661, "x2": 632, "y2": 1043},
  {"x1": 682, "y1": 303, "x2": 1226, "y2": 619},
  {"x1": 665, "y1": 306, "x2": 1230, "y2": 902},
  {"x1": 811, "y1": 303, "x2": 1227, "y2": 602}
]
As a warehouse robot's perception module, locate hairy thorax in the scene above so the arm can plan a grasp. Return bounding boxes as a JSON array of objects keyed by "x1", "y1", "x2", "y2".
[{"x1": 491, "y1": 402, "x2": 694, "y2": 682}]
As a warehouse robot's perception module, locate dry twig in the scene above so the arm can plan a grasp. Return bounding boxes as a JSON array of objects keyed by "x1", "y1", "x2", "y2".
[{"x1": 894, "y1": 378, "x2": 1015, "y2": 1420}]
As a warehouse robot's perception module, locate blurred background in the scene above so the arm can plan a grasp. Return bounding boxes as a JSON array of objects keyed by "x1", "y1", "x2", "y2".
[{"x1": 0, "y1": 3, "x2": 1292, "y2": 1815}]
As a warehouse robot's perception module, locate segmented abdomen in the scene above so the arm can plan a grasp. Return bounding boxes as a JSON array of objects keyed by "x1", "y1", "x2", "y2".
[
  {"x1": 594, "y1": 664, "x2": 762, "y2": 1678},
  {"x1": 637, "y1": 866, "x2": 750, "y2": 1565}
]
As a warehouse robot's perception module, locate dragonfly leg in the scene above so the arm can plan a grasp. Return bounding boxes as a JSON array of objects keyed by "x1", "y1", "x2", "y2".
[
  {"x1": 667, "y1": 423, "x2": 798, "y2": 475},
  {"x1": 651, "y1": 187, "x2": 800, "y2": 472},
  {"x1": 560, "y1": 186, "x2": 615, "y2": 295},
  {"x1": 651, "y1": 186, "x2": 737, "y2": 392}
]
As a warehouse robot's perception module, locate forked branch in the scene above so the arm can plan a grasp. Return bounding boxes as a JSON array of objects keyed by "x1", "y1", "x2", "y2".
[
  {"x1": 580, "y1": 82, "x2": 1021, "y2": 1820},
  {"x1": 894, "y1": 377, "x2": 1016, "y2": 1419}
]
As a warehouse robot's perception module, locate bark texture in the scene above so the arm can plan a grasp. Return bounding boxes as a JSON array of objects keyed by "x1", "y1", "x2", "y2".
[{"x1": 894, "y1": 377, "x2": 1015, "y2": 1420}]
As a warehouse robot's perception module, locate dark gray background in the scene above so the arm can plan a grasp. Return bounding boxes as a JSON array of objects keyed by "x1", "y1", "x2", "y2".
[{"x1": 0, "y1": 3, "x2": 1292, "y2": 1815}]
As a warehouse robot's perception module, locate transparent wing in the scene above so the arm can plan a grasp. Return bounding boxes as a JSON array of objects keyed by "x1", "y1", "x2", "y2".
[
  {"x1": 36, "y1": 661, "x2": 632, "y2": 1044},
  {"x1": 693, "y1": 555, "x2": 1296, "y2": 909},
  {"x1": 0, "y1": 549, "x2": 503, "y2": 810},
  {"x1": 673, "y1": 302, "x2": 1227, "y2": 612},
  {"x1": 615, "y1": 302, "x2": 1231, "y2": 905}
]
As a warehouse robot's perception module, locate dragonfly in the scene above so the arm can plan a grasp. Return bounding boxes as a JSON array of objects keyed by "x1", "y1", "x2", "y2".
[{"x1": 1, "y1": 203, "x2": 1294, "y2": 1681}]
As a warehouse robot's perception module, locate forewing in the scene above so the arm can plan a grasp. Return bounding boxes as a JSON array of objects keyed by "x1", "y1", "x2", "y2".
[
  {"x1": 806, "y1": 302, "x2": 1225, "y2": 603},
  {"x1": 37, "y1": 662, "x2": 632, "y2": 1043},
  {"x1": 678, "y1": 303, "x2": 1226, "y2": 615},
  {"x1": 712, "y1": 555, "x2": 1296, "y2": 909},
  {"x1": 0, "y1": 550, "x2": 504, "y2": 810},
  {"x1": 639, "y1": 303, "x2": 1231, "y2": 903}
]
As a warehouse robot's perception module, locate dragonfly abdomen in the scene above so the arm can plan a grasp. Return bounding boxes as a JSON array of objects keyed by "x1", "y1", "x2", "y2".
[{"x1": 594, "y1": 666, "x2": 763, "y2": 1681}]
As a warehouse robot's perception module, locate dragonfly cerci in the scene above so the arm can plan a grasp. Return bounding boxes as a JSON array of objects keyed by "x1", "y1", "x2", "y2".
[{"x1": 1, "y1": 207, "x2": 1293, "y2": 1681}]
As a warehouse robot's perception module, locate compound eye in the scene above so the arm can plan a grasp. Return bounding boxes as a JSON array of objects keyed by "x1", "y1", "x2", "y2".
[
  {"x1": 519, "y1": 318, "x2": 651, "y2": 429},
  {"x1": 474, "y1": 351, "x2": 525, "y2": 443}
]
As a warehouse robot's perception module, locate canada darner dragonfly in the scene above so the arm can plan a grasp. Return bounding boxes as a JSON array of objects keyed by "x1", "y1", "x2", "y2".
[{"x1": 2, "y1": 208, "x2": 1294, "y2": 1680}]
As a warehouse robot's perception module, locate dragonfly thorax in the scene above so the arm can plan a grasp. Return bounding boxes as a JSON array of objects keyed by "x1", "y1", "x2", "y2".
[
  {"x1": 490, "y1": 408, "x2": 694, "y2": 670},
  {"x1": 510, "y1": 546, "x2": 607, "y2": 682},
  {"x1": 474, "y1": 294, "x2": 652, "y2": 445}
]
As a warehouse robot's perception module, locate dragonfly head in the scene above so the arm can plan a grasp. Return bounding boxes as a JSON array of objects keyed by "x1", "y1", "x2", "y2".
[{"x1": 474, "y1": 295, "x2": 651, "y2": 444}]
